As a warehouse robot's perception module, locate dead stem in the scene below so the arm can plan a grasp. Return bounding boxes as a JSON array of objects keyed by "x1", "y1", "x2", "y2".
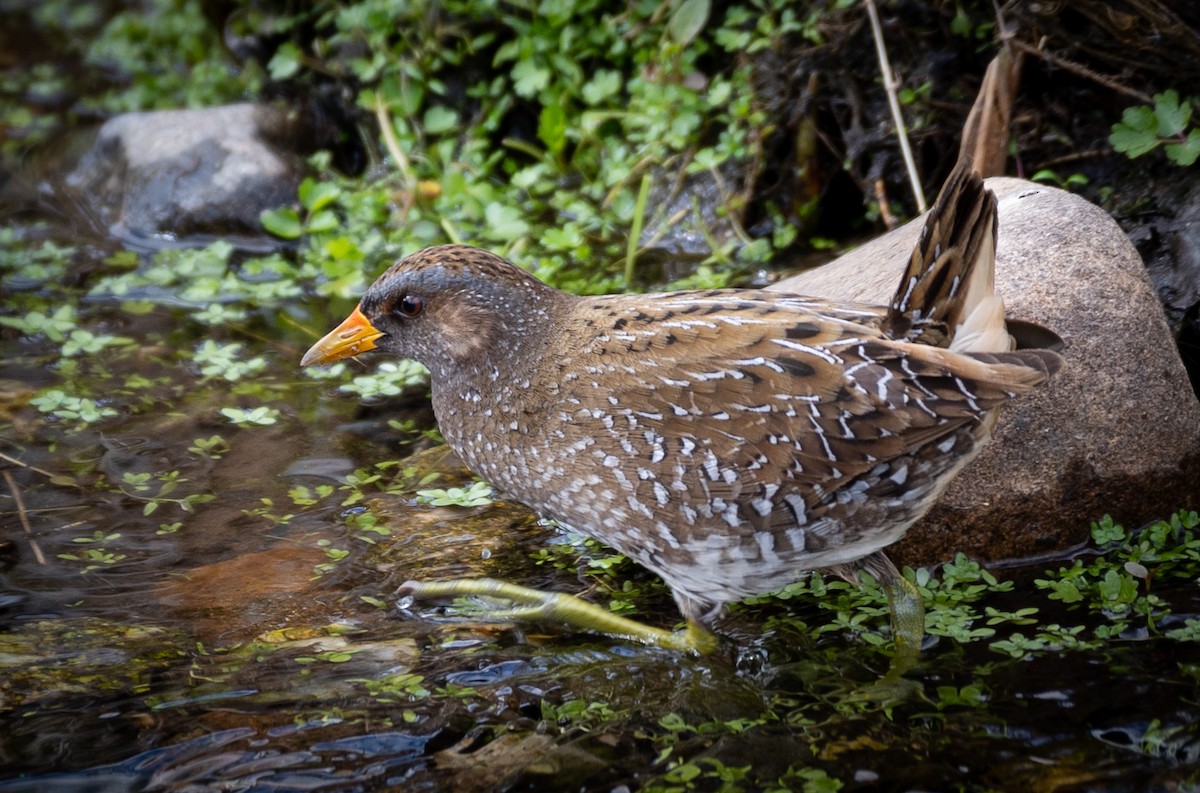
[{"x1": 3, "y1": 469, "x2": 45, "y2": 565}]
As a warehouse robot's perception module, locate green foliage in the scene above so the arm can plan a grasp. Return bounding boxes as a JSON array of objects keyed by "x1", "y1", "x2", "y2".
[
  {"x1": 541, "y1": 696, "x2": 617, "y2": 730},
  {"x1": 58, "y1": 530, "x2": 128, "y2": 573},
  {"x1": 0, "y1": 233, "x2": 73, "y2": 287},
  {"x1": 120, "y1": 470, "x2": 216, "y2": 516},
  {"x1": 240, "y1": 0, "x2": 811, "y2": 301},
  {"x1": 741, "y1": 511, "x2": 1200, "y2": 664},
  {"x1": 415, "y1": 480, "x2": 494, "y2": 507},
  {"x1": 220, "y1": 406, "x2": 282, "y2": 426},
  {"x1": 358, "y1": 672, "x2": 431, "y2": 701},
  {"x1": 0, "y1": 305, "x2": 79, "y2": 342},
  {"x1": 194, "y1": 341, "x2": 269, "y2": 382},
  {"x1": 333, "y1": 360, "x2": 430, "y2": 399},
  {"x1": 768, "y1": 767, "x2": 844, "y2": 793},
  {"x1": 91, "y1": 242, "x2": 315, "y2": 311},
  {"x1": 1166, "y1": 618, "x2": 1200, "y2": 642},
  {"x1": 261, "y1": 178, "x2": 345, "y2": 240},
  {"x1": 1, "y1": 0, "x2": 258, "y2": 150},
  {"x1": 83, "y1": 0, "x2": 260, "y2": 112},
  {"x1": 531, "y1": 530, "x2": 654, "y2": 615},
  {"x1": 1030, "y1": 169, "x2": 1088, "y2": 190},
  {"x1": 29, "y1": 389, "x2": 119, "y2": 425},
  {"x1": 1111, "y1": 90, "x2": 1200, "y2": 166},
  {"x1": 1027, "y1": 511, "x2": 1199, "y2": 632},
  {"x1": 188, "y1": 435, "x2": 230, "y2": 460}
]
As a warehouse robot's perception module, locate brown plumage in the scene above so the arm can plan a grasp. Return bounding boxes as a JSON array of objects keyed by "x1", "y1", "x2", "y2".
[{"x1": 303, "y1": 164, "x2": 1061, "y2": 630}]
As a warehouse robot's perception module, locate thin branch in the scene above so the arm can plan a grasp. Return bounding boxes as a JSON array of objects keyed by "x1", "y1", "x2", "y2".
[
  {"x1": 374, "y1": 92, "x2": 419, "y2": 196},
  {"x1": 4, "y1": 469, "x2": 45, "y2": 565},
  {"x1": 1006, "y1": 37, "x2": 1153, "y2": 105},
  {"x1": 0, "y1": 450, "x2": 56, "y2": 479},
  {"x1": 1032, "y1": 148, "x2": 1111, "y2": 171},
  {"x1": 873, "y1": 178, "x2": 898, "y2": 228},
  {"x1": 865, "y1": 0, "x2": 925, "y2": 212}
]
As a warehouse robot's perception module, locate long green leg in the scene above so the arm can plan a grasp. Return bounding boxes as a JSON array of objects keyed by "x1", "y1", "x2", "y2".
[
  {"x1": 838, "y1": 551, "x2": 926, "y2": 699},
  {"x1": 876, "y1": 567, "x2": 924, "y2": 678},
  {"x1": 399, "y1": 578, "x2": 719, "y2": 654}
]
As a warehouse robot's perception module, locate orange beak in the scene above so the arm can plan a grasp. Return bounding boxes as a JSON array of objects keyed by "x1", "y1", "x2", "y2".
[{"x1": 301, "y1": 305, "x2": 385, "y2": 366}]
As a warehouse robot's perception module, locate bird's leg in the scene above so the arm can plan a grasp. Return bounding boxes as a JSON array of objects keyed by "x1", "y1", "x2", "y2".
[
  {"x1": 398, "y1": 578, "x2": 719, "y2": 654},
  {"x1": 836, "y1": 551, "x2": 926, "y2": 662},
  {"x1": 836, "y1": 551, "x2": 926, "y2": 698},
  {"x1": 874, "y1": 566, "x2": 924, "y2": 683}
]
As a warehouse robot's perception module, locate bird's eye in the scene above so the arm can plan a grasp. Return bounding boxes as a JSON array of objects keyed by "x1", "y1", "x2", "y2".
[{"x1": 395, "y1": 295, "x2": 424, "y2": 318}]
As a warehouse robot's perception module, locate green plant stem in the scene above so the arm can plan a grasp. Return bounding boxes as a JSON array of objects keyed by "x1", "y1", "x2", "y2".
[{"x1": 625, "y1": 173, "x2": 653, "y2": 287}]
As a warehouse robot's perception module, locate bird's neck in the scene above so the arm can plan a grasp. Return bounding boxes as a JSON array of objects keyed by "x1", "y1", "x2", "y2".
[{"x1": 427, "y1": 286, "x2": 578, "y2": 451}]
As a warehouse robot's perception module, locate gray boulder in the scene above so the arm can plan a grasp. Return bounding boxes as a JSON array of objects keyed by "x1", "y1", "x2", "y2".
[
  {"x1": 770, "y1": 177, "x2": 1200, "y2": 564},
  {"x1": 63, "y1": 103, "x2": 304, "y2": 250}
]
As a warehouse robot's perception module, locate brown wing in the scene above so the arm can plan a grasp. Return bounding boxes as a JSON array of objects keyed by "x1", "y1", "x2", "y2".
[{"x1": 545, "y1": 291, "x2": 1053, "y2": 542}]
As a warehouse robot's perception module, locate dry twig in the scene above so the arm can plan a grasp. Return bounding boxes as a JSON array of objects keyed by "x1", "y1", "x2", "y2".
[
  {"x1": 865, "y1": 0, "x2": 925, "y2": 212},
  {"x1": 3, "y1": 469, "x2": 45, "y2": 565}
]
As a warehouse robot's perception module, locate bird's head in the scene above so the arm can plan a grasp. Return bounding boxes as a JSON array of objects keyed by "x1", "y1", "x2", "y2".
[{"x1": 301, "y1": 244, "x2": 569, "y2": 378}]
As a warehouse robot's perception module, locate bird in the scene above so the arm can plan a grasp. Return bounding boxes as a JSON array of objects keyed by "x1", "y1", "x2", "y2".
[{"x1": 301, "y1": 163, "x2": 1062, "y2": 656}]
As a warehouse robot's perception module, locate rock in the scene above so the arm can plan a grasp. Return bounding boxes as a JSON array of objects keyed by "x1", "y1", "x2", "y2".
[
  {"x1": 1142, "y1": 178, "x2": 1200, "y2": 333},
  {"x1": 62, "y1": 103, "x2": 305, "y2": 250},
  {"x1": 434, "y1": 732, "x2": 606, "y2": 793},
  {"x1": 1135, "y1": 176, "x2": 1200, "y2": 394},
  {"x1": 155, "y1": 543, "x2": 328, "y2": 643},
  {"x1": 637, "y1": 162, "x2": 747, "y2": 265},
  {"x1": 0, "y1": 619, "x2": 185, "y2": 713},
  {"x1": 769, "y1": 177, "x2": 1200, "y2": 564}
]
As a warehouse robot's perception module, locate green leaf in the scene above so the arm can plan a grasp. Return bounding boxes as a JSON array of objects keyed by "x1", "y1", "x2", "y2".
[
  {"x1": 1119, "y1": 104, "x2": 1158, "y2": 132},
  {"x1": 1098, "y1": 569, "x2": 1137, "y2": 607},
  {"x1": 1165, "y1": 128, "x2": 1200, "y2": 166},
  {"x1": 305, "y1": 209, "x2": 339, "y2": 234},
  {"x1": 511, "y1": 59, "x2": 549, "y2": 99},
  {"x1": 483, "y1": 203, "x2": 530, "y2": 241},
  {"x1": 1090, "y1": 515, "x2": 1125, "y2": 545},
  {"x1": 267, "y1": 42, "x2": 302, "y2": 80},
  {"x1": 221, "y1": 406, "x2": 280, "y2": 426},
  {"x1": 668, "y1": 0, "x2": 710, "y2": 46},
  {"x1": 581, "y1": 69, "x2": 621, "y2": 106},
  {"x1": 950, "y1": 6, "x2": 971, "y2": 37},
  {"x1": 1042, "y1": 579, "x2": 1084, "y2": 604},
  {"x1": 422, "y1": 105, "x2": 458, "y2": 134},
  {"x1": 1109, "y1": 124, "x2": 1160, "y2": 159},
  {"x1": 542, "y1": 225, "x2": 584, "y2": 251},
  {"x1": 538, "y1": 103, "x2": 567, "y2": 155},
  {"x1": 260, "y1": 207, "x2": 302, "y2": 239},
  {"x1": 1153, "y1": 89, "x2": 1191, "y2": 137},
  {"x1": 299, "y1": 180, "x2": 341, "y2": 212}
]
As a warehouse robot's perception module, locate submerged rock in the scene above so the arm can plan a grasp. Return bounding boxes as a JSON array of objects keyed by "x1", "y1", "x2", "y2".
[
  {"x1": 771, "y1": 177, "x2": 1200, "y2": 563},
  {"x1": 0, "y1": 619, "x2": 186, "y2": 713}
]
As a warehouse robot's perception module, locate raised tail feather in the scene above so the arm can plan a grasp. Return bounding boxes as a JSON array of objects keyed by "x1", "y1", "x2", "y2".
[
  {"x1": 966, "y1": 348, "x2": 1063, "y2": 393},
  {"x1": 885, "y1": 162, "x2": 1008, "y2": 353}
]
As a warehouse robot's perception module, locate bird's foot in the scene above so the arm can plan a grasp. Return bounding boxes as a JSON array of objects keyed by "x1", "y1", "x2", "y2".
[{"x1": 397, "y1": 577, "x2": 719, "y2": 654}]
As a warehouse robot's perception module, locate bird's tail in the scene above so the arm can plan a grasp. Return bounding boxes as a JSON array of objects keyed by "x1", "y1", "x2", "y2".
[{"x1": 884, "y1": 162, "x2": 1010, "y2": 353}]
